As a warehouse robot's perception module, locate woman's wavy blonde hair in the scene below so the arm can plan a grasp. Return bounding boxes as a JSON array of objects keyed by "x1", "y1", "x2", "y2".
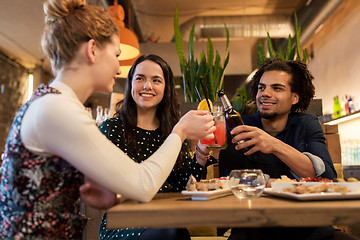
[{"x1": 41, "y1": 0, "x2": 118, "y2": 73}]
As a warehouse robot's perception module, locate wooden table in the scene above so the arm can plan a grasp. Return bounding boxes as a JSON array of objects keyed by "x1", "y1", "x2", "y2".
[{"x1": 106, "y1": 193, "x2": 360, "y2": 229}]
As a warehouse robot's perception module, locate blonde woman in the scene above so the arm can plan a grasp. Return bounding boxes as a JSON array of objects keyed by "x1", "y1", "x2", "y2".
[{"x1": 0, "y1": 0, "x2": 215, "y2": 239}]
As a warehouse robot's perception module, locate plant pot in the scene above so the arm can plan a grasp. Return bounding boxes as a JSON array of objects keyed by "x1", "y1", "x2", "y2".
[{"x1": 179, "y1": 102, "x2": 198, "y2": 117}]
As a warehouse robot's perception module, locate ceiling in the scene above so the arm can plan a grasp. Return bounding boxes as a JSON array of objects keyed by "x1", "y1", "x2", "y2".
[
  {"x1": 0, "y1": 0, "x2": 344, "y2": 74},
  {"x1": 130, "y1": 0, "x2": 307, "y2": 43}
]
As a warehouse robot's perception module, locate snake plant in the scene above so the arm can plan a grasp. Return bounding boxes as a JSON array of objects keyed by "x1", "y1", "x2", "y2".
[
  {"x1": 257, "y1": 13, "x2": 309, "y2": 68},
  {"x1": 174, "y1": 6, "x2": 230, "y2": 102}
]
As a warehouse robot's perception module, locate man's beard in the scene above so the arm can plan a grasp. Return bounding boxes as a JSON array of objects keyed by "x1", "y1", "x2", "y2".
[{"x1": 259, "y1": 111, "x2": 278, "y2": 119}]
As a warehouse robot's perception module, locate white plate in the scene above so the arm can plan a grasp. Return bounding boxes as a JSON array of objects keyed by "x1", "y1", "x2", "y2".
[
  {"x1": 181, "y1": 188, "x2": 232, "y2": 201},
  {"x1": 271, "y1": 182, "x2": 360, "y2": 191},
  {"x1": 264, "y1": 182, "x2": 360, "y2": 201}
]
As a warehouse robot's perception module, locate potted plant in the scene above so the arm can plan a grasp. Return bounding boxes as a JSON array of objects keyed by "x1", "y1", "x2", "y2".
[
  {"x1": 232, "y1": 86, "x2": 257, "y2": 115},
  {"x1": 232, "y1": 13, "x2": 309, "y2": 115},
  {"x1": 174, "y1": 6, "x2": 230, "y2": 103},
  {"x1": 257, "y1": 13, "x2": 309, "y2": 66}
]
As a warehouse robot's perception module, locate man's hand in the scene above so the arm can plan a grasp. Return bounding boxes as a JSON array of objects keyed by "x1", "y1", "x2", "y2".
[
  {"x1": 79, "y1": 176, "x2": 116, "y2": 210},
  {"x1": 231, "y1": 125, "x2": 316, "y2": 178},
  {"x1": 230, "y1": 125, "x2": 281, "y2": 155}
]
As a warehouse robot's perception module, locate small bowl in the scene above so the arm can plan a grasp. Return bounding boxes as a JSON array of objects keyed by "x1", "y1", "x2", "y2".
[{"x1": 229, "y1": 169, "x2": 266, "y2": 199}]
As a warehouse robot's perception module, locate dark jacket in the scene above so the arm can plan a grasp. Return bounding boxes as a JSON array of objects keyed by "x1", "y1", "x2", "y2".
[{"x1": 219, "y1": 112, "x2": 337, "y2": 179}]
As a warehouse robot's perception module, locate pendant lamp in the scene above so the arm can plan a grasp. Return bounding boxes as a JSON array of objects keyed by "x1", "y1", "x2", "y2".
[{"x1": 107, "y1": 0, "x2": 140, "y2": 61}]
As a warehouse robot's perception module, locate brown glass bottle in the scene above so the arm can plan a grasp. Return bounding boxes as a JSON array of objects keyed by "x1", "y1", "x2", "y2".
[{"x1": 218, "y1": 90, "x2": 251, "y2": 153}]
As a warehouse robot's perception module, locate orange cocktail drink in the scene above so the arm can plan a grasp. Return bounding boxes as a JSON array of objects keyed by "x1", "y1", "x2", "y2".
[
  {"x1": 200, "y1": 120, "x2": 226, "y2": 148},
  {"x1": 198, "y1": 100, "x2": 227, "y2": 149}
]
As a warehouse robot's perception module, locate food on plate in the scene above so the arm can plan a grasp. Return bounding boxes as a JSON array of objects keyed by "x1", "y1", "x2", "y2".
[
  {"x1": 346, "y1": 177, "x2": 359, "y2": 182},
  {"x1": 197, "y1": 179, "x2": 223, "y2": 191},
  {"x1": 186, "y1": 175, "x2": 198, "y2": 191},
  {"x1": 186, "y1": 175, "x2": 224, "y2": 191},
  {"x1": 333, "y1": 178, "x2": 346, "y2": 182},
  {"x1": 299, "y1": 176, "x2": 332, "y2": 182},
  {"x1": 334, "y1": 177, "x2": 358, "y2": 182},
  {"x1": 273, "y1": 175, "x2": 297, "y2": 183},
  {"x1": 283, "y1": 183, "x2": 350, "y2": 194}
]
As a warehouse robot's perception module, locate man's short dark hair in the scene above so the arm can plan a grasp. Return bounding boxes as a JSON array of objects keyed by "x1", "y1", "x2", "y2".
[{"x1": 250, "y1": 58, "x2": 315, "y2": 112}]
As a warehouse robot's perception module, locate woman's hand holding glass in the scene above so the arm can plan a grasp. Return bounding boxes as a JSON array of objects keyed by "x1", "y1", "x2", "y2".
[{"x1": 172, "y1": 110, "x2": 216, "y2": 142}]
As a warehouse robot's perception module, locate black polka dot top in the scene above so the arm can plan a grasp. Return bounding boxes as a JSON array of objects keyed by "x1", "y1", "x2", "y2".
[{"x1": 99, "y1": 117, "x2": 206, "y2": 192}]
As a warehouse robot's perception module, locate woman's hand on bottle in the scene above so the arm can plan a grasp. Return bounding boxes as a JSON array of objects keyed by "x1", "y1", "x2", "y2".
[{"x1": 172, "y1": 110, "x2": 215, "y2": 142}]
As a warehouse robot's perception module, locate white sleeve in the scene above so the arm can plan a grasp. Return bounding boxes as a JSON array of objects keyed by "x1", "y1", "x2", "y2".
[{"x1": 21, "y1": 94, "x2": 182, "y2": 203}]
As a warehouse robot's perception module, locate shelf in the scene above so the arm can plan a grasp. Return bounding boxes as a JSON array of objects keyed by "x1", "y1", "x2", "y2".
[{"x1": 324, "y1": 110, "x2": 360, "y2": 125}]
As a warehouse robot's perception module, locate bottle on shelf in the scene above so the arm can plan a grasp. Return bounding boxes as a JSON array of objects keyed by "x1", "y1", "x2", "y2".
[
  {"x1": 344, "y1": 95, "x2": 350, "y2": 115},
  {"x1": 96, "y1": 106, "x2": 104, "y2": 127},
  {"x1": 218, "y1": 89, "x2": 251, "y2": 153},
  {"x1": 103, "y1": 108, "x2": 110, "y2": 121},
  {"x1": 348, "y1": 96, "x2": 355, "y2": 114},
  {"x1": 333, "y1": 95, "x2": 342, "y2": 119}
]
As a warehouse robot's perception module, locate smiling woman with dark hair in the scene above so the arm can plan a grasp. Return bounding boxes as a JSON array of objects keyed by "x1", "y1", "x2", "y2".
[{"x1": 98, "y1": 54, "x2": 215, "y2": 240}]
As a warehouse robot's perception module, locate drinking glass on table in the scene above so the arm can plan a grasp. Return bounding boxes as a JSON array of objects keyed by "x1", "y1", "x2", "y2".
[
  {"x1": 229, "y1": 169, "x2": 266, "y2": 199},
  {"x1": 200, "y1": 103, "x2": 227, "y2": 150}
]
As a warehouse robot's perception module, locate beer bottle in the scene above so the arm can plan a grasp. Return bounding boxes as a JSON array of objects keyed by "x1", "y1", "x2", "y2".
[{"x1": 218, "y1": 89, "x2": 251, "y2": 153}]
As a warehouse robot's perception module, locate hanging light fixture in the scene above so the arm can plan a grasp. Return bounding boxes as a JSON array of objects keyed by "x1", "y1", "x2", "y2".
[{"x1": 107, "y1": 0, "x2": 140, "y2": 61}]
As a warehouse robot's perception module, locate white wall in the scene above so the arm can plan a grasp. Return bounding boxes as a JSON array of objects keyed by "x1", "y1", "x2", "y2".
[{"x1": 309, "y1": 6, "x2": 360, "y2": 115}]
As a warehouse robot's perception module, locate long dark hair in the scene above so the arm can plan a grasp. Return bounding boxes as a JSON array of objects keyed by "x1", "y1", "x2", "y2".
[
  {"x1": 250, "y1": 58, "x2": 315, "y2": 112},
  {"x1": 114, "y1": 54, "x2": 179, "y2": 153}
]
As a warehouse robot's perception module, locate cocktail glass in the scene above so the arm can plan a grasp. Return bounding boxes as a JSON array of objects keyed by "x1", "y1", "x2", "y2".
[{"x1": 200, "y1": 103, "x2": 227, "y2": 150}]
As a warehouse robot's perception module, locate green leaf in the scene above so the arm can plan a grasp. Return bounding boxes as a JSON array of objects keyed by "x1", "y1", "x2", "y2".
[
  {"x1": 225, "y1": 24, "x2": 230, "y2": 51},
  {"x1": 232, "y1": 96, "x2": 246, "y2": 114},
  {"x1": 294, "y1": 13, "x2": 302, "y2": 60},
  {"x1": 289, "y1": 47, "x2": 296, "y2": 60},
  {"x1": 286, "y1": 34, "x2": 292, "y2": 60},
  {"x1": 196, "y1": 53, "x2": 209, "y2": 100},
  {"x1": 276, "y1": 48, "x2": 285, "y2": 60},
  {"x1": 303, "y1": 48, "x2": 309, "y2": 64},
  {"x1": 207, "y1": 37, "x2": 214, "y2": 67},
  {"x1": 267, "y1": 32, "x2": 275, "y2": 59},
  {"x1": 223, "y1": 52, "x2": 230, "y2": 71},
  {"x1": 257, "y1": 40, "x2": 266, "y2": 68},
  {"x1": 236, "y1": 86, "x2": 247, "y2": 99},
  {"x1": 189, "y1": 58, "x2": 198, "y2": 102},
  {"x1": 174, "y1": 7, "x2": 185, "y2": 74},
  {"x1": 174, "y1": 6, "x2": 191, "y2": 101},
  {"x1": 197, "y1": 51, "x2": 208, "y2": 78},
  {"x1": 209, "y1": 51, "x2": 222, "y2": 101},
  {"x1": 182, "y1": 66, "x2": 191, "y2": 102},
  {"x1": 188, "y1": 24, "x2": 195, "y2": 62}
]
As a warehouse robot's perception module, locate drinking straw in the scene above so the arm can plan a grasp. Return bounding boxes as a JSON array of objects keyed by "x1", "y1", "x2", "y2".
[
  {"x1": 194, "y1": 85, "x2": 202, "y2": 102},
  {"x1": 198, "y1": 78, "x2": 213, "y2": 115}
]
